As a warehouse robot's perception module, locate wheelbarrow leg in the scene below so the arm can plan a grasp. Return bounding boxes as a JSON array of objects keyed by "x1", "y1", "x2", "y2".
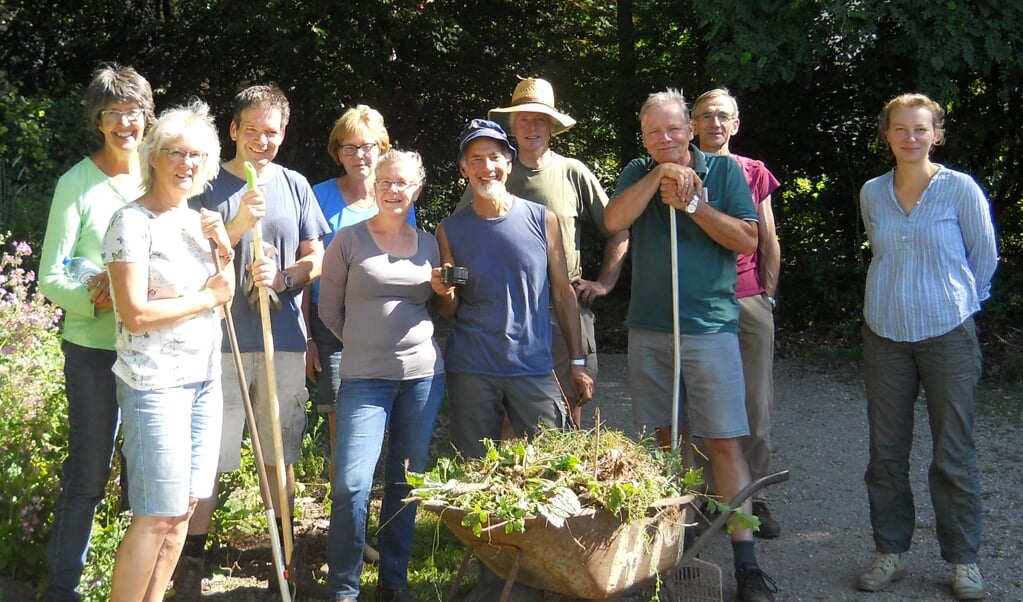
[
  {"x1": 447, "y1": 548, "x2": 475, "y2": 601},
  {"x1": 497, "y1": 550, "x2": 544, "y2": 602}
]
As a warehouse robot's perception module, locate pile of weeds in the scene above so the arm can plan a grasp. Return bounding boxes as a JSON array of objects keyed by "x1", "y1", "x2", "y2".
[{"x1": 406, "y1": 423, "x2": 705, "y2": 537}]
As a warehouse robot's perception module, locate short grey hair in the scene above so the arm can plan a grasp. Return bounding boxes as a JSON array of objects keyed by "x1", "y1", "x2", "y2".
[
  {"x1": 640, "y1": 88, "x2": 690, "y2": 124},
  {"x1": 692, "y1": 88, "x2": 740, "y2": 120},
  {"x1": 376, "y1": 148, "x2": 426, "y2": 185}
]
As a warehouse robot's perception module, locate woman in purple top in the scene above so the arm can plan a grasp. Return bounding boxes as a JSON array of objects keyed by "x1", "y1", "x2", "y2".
[{"x1": 319, "y1": 149, "x2": 444, "y2": 602}]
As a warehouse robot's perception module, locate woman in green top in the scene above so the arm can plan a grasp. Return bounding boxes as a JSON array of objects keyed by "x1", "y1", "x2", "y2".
[{"x1": 38, "y1": 63, "x2": 154, "y2": 601}]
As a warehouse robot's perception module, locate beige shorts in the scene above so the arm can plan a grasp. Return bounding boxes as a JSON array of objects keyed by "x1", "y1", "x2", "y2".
[{"x1": 217, "y1": 351, "x2": 308, "y2": 471}]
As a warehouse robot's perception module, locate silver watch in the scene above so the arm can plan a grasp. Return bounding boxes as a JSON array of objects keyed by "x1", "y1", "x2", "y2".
[{"x1": 685, "y1": 193, "x2": 700, "y2": 214}]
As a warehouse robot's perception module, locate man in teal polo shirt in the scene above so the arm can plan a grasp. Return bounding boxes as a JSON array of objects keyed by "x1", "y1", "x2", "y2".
[{"x1": 605, "y1": 88, "x2": 776, "y2": 602}]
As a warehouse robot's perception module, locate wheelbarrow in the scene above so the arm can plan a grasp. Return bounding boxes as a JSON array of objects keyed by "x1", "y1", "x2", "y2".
[{"x1": 425, "y1": 470, "x2": 790, "y2": 601}]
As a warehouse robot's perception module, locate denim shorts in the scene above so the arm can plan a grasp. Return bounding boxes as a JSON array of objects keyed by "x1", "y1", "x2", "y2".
[
  {"x1": 116, "y1": 376, "x2": 223, "y2": 516},
  {"x1": 627, "y1": 328, "x2": 749, "y2": 439}
]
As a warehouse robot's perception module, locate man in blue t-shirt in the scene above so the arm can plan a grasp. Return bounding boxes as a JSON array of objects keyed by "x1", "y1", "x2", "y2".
[
  {"x1": 606, "y1": 89, "x2": 777, "y2": 602},
  {"x1": 174, "y1": 85, "x2": 330, "y2": 599}
]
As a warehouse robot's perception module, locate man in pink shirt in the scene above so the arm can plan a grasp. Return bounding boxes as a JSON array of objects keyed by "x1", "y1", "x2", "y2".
[{"x1": 693, "y1": 88, "x2": 782, "y2": 539}]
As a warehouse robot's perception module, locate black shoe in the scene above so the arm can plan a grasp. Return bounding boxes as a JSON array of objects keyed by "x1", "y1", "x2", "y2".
[
  {"x1": 752, "y1": 501, "x2": 781, "y2": 539},
  {"x1": 736, "y1": 563, "x2": 778, "y2": 602},
  {"x1": 376, "y1": 586, "x2": 417, "y2": 602},
  {"x1": 167, "y1": 555, "x2": 206, "y2": 601}
]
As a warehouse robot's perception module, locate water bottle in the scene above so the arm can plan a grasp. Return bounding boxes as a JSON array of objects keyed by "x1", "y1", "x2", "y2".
[{"x1": 63, "y1": 256, "x2": 102, "y2": 286}]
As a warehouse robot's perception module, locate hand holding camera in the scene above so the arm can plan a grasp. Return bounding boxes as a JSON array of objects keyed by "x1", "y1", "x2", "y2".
[{"x1": 438, "y1": 265, "x2": 469, "y2": 286}]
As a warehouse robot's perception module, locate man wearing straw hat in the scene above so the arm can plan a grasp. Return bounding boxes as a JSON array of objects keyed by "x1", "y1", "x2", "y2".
[
  {"x1": 460, "y1": 77, "x2": 629, "y2": 427},
  {"x1": 605, "y1": 88, "x2": 777, "y2": 602}
]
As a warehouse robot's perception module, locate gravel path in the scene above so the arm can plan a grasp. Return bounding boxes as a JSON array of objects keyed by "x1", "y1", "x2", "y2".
[
  {"x1": 136, "y1": 353, "x2": 1022, "y2": 601},
  {"x1": 585, "y1": 354, "x2": 1022, "y2": 601}
]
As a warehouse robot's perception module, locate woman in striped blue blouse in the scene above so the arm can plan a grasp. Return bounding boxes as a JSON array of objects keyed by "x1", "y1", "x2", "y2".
[{"x1": 855, "y1": 93, "x2": 997, "y2": 601}]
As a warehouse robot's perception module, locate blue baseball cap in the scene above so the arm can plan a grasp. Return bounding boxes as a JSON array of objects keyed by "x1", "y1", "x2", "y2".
[{"x1": 457, "y1": 118, "x2": 517, "y2": 163}]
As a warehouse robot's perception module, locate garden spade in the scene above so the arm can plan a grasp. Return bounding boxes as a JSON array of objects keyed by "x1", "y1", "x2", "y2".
[
  {"x1": 243, "y1": 160, "x2": 295, "y2": 594},
  {"x1": 212, "y1": 238, "x2": 292, "y2": 602}
]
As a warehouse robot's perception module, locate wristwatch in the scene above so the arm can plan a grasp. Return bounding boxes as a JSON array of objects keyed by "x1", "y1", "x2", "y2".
[
  {"x1": 281, "y1": 272, "x2": 295, "y2": 291},
  {"x1": 685, "y1": 193, "x2": 700, "y2": 214},
  {"x1": 570, "y1": 358, "x2": 587, "y2": 367}
]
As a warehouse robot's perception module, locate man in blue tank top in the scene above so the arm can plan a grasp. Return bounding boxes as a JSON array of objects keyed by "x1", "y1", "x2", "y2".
[
  {"x1": 434, "y1": 117, "x2": 596, "y2": 602},
  {"x1": 435, "y1": 119, "x2": 594, "y2": 460}
]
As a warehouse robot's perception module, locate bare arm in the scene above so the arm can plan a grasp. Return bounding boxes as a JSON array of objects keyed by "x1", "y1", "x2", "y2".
[
  {"x1": 430, "y1": 224, "x2": 459, "y2": 320},
  {"x1": 756, "y1": 195, "x2": 781, "y2": 297},
  {"x1": 302, "y1": 284, "x2": 319, "y2": 380},
  {"x1": 605, "y1": 164, "x2": 668, "y2": 233},
  {"x1": 108, "y1": 261, "x2": 234, "y2": 334},
  {"x1": 109, "y1": 212, "x2": 235, "y2": 333},
  {"x1": 659, "y1": 175, "x2": 758, "y2": 256},
  {"x1": 250, "y1": 237, "x2": 324, "y2": 293},
  {"x1": 546, "y1": 210, "x2": 594, "y2": 404},
  {"x1": 572, "y1": 230, "x2": 630, "y2": 308},
  {"x1": 225, "y1": 187, "x2": 265, "y2": 247}
]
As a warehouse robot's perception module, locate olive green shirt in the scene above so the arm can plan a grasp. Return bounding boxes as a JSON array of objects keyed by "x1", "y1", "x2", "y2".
[{"x1": 458, "y1": 152, "x2": 612, "y2": 279}]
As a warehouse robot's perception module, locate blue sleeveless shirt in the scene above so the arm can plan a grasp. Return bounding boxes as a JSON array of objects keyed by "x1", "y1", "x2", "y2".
[{"x1": 441, "y1": 196, "x2": 553, "y2": 376}]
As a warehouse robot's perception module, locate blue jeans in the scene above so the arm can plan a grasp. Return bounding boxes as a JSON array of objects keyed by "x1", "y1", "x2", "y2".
[
  {"x1": 45, "y1": 342, "x2": 120, "y2": 601},
  {"x1": 326, "y1": 375, "x2": 444, "y2": 597},
  {"x1": 862, "y1": 320, "x2": 983, "y2": 563}
]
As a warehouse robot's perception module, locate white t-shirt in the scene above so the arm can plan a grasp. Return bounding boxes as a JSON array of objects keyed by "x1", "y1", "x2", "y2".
[{"x1": 103, "y1": 202, "x2": 223, "y2": 390}]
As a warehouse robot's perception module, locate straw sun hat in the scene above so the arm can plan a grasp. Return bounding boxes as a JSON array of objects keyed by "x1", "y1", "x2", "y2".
[{"x1": 488, "y1": 78, "x2": 577, "y2": 136}]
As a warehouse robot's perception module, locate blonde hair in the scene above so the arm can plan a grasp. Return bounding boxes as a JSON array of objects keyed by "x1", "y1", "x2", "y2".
[
  {"x1": 139, "y1": 100, "x2": 221, "y2": 196},
  {"x1": 327, "y1": 105, "x2": 391, "y2": 167},
  {"x1": 878, "y1": 93, "x2": 946, "y2": 148}
]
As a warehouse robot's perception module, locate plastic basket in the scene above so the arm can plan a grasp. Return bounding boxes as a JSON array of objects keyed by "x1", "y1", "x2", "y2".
[{"x1": 660, "y1": 557, "x2": 723, "y2": 602}]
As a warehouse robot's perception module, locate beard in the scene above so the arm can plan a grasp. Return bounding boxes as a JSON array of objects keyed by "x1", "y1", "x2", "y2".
[{"x1": 476, "y1": 179, "x2": 506, "y2": 201}]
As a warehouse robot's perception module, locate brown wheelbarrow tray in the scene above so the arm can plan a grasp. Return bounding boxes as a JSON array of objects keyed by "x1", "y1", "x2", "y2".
[{"x1": 425, "y1": 470, "x2": 790, "y2": 601}]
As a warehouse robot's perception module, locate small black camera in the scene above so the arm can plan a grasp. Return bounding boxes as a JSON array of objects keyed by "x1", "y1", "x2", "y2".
[{"x1": 439, "y1": 266, "x2": 469, "y2": 286}]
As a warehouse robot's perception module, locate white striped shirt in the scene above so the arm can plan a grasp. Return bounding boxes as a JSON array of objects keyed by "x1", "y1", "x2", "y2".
[{"x1": 860, "y1": 165, "x2": 998, "y2": 342}]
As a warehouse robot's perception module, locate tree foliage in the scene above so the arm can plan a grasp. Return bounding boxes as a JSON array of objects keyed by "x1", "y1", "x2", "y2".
[{"x1": 1, "y1": 0, "x2": 1021, "y2": 339}]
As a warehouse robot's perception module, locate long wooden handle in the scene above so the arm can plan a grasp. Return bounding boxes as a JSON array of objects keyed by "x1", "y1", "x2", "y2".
[{"x1": 245, "y1": 161, "x2": 295, "y2": 570}]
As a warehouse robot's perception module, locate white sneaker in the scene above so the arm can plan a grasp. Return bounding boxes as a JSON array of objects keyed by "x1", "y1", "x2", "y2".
[
  {"x1": 952, "y1": 563, "x2": 985, "y2": 600},
  {"x1": 856, "y1": 552, "x2": 906, "y2": 591}
]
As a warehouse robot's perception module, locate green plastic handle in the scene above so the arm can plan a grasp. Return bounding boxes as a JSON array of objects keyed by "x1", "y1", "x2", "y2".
[{"x1": 243, "y1": 161, "x2": 258, "y2": 190}]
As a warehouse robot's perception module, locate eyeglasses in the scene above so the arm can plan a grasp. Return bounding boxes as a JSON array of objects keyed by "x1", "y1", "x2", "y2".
[
  {"x1": 340, "y1": 142, "x2": 378, "y2": 157},
  {"x1": 697, "y1": 111, "x2": 734, "y2": 124},
  {"x1": 99, "y1": 108, "x2": 146, "y2": 125},
  {"x1": 160, "y1": 148, "x2": 208, "y2": 164},
  {"x1": 374, "y1": 179, "x2": 418, "y2": 192}
]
